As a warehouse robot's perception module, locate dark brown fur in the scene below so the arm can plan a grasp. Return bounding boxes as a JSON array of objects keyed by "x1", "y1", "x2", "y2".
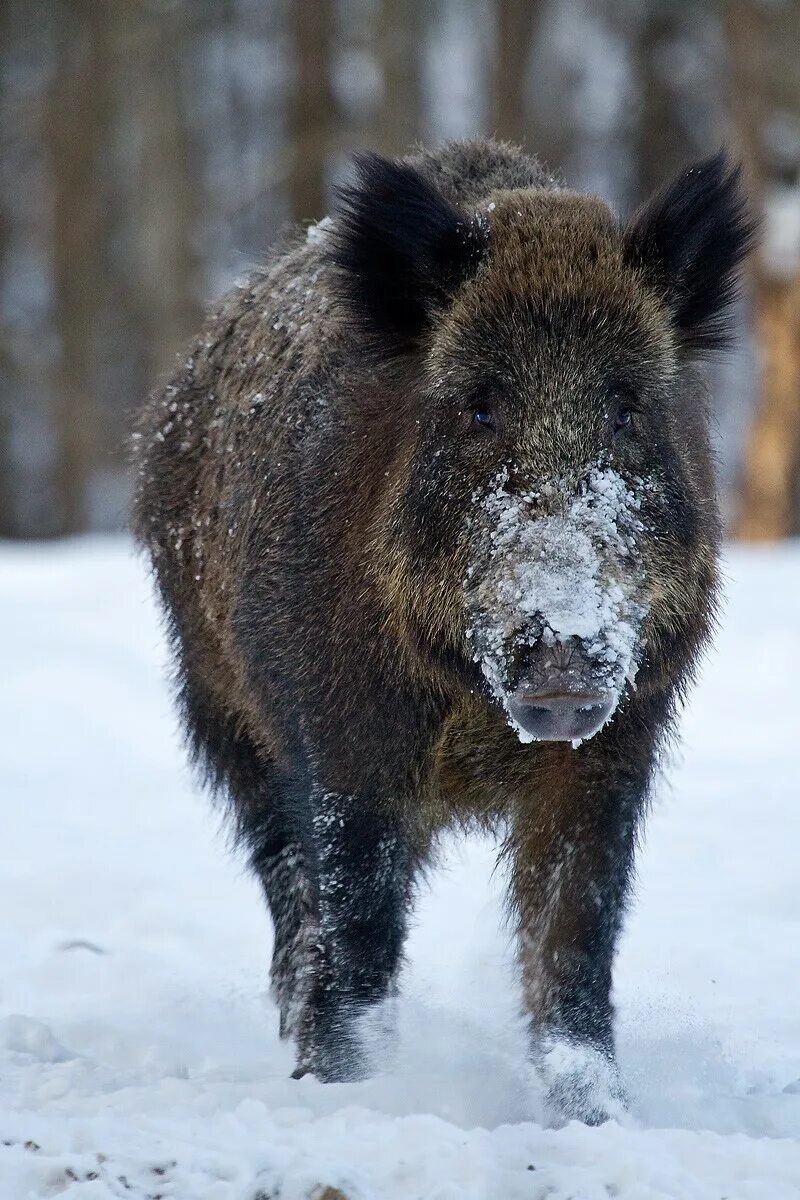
[{"x1": 132, "y1": 139, "x2": 753, "y2": 1121}]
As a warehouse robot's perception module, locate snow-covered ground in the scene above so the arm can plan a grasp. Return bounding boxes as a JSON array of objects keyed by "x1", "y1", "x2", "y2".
[{"x1": 2, "y1": 537, "x2": 800, "y2": 1199}]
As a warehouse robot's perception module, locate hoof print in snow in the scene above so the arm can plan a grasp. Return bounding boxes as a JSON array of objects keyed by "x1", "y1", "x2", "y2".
[
  {"x1": 152, "y1": 1161, "x2": 176, "y2": 1175},
  {"x1": 56, "y1": 1166, "x2": 101, "y2": 1186},
  {"x1": 57, "y1": 938, "x2": 108, "y2": 954}
]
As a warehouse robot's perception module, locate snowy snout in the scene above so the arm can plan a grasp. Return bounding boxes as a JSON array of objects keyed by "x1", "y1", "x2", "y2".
[
  {"x1": 507, "y1": 687, "x2": 616, "y2": 742},
  {"x1": 505, "y1": 636, "x2": 620, "y2": 743},
  {"x1": 465, "y1": 468, "x2": 647, "y2": 746}
]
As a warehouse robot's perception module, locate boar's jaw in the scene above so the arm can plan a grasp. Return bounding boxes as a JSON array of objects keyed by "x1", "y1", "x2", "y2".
[{"x1": 464, "y1": 463, "x2": 649, "y2": 746}]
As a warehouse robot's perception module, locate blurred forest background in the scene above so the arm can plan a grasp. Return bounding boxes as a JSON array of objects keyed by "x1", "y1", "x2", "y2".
[{"x1": 1, "y1": 0, "x2": 799, "y2": 540}]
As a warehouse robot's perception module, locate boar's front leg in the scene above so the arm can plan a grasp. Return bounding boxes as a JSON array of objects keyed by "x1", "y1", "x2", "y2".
[
  {"x1": 509, "y1": 715, "x2": 660, "y2": 1125},
  {"x1": 294, "y1": 790, "x2": 416, "y2": 1082}
]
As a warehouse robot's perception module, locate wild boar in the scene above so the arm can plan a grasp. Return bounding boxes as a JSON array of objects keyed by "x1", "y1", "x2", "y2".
[{"x1": 132, "y1": 139, "x2": 753, "y2": 1123}]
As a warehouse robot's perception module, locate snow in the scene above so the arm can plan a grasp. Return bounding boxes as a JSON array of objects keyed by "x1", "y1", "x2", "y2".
[
  {"x1": 306, "y1": 216, "x2": 332, "y2": 246},
  {"x1": 2, "y1": 536, "x2": 800, "y2": 1198}
]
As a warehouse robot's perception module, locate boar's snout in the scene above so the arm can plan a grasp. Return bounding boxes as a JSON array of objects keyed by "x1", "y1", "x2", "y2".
[
  {"x1": 507, "y1": 688, "x2": 615, "y2": 742},
  {"x1": 506, "y1": 637, "x2": 617, "y2": 743}
]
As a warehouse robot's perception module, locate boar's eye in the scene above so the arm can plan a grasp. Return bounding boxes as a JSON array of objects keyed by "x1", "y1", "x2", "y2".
[
  {"x1": 609, "y1": 389, "x2": 638, "y2": 439},
  {"x1": 469, "y1": 402, "x2": 497, "y2": 434}
]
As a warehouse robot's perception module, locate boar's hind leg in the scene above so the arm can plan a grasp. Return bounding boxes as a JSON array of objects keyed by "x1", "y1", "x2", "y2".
[
  {"x1": 296, "y1": 790, "x2": 416, "y2": 1083},
  {"x1": 508, "y1": 723, "x2": 658, "y2": 1125},
  {"x1": 236, "y1": 763, "x2": 318, "y2": 1046},
  {"x1": 179, "y1": 672, "x2": 324, "y2": 1053},
  {"x1": 182, "y1": 685, "x2": 317, "y2": 1045}
]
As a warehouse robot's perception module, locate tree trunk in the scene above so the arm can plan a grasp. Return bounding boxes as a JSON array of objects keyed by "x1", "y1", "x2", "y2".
[
  {"x1": 289, "y1": 0, "x2": 333, "y2": 223},
  {"x1": 632, "y1": 0, "x2": 708, "y2": 201},
  {"x1": 492, "y1": 0, "x2": 538, "y2": 147},
  {"x1": 375, "y1": 0, "x2": 423, "y2": 157},
  {"x1": 0, "y1": 362, "x2": 13, "y2": 537},
  {"x1": 724, "y1": 0, "x2": 766, "y2": 201},
  {"x1": 736, "y1": 272, "x2": 800, "y2": 540},
  {"x1": 131, "y1": 18, "x2": 202, "y2": 385},
  {"x1": 727, "y1": 0, "x2": 800, "y2": 539},
  {"x1": 0, "y1": 0, "x2": 13, "y2": 536},
  {"x1": 0, "y1": 208, "x2": 14, "y2": 537},
  {"x1": 48, "y1": 0, "x2": 107, "y2": 535}
]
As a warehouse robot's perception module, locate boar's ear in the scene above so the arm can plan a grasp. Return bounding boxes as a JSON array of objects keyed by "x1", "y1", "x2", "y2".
[
  {"x1": 327, "y1": 153, "x2": 490, "y2": 356},
  {"x1": 623, "y1": 151, "x2": 756, "y2": 355}
]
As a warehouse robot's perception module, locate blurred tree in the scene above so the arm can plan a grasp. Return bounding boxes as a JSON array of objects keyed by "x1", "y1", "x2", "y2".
[
  {"x1": 0, "y1": 209, "x2": 12, "y2": 537},
  {"x1": 631, "y1": 0, "x2": 715, "y2": 200},
  {"x1": 376, "y1": 0, "x2": 423, "y2": 156},
  {"x1": 729, "y1": 0, "x2": 800, "y2": 539},
  {"x1": 128, "y1": 10, "x2": 203, "y2": 386},
  {"x1": 0, "y1": 349, "x2": 12, "y2": 538},
  {"x1": 493, "y1": 0, "x2": 541, "y2": 147},
  {"x1": 289, "y1": 0, "x2": 334, "y2": 221},
  {"x1": 0, "y1": 0, "x2": 11, "y2": 534},
  {"x1": 48, "y1": 0, "x2": 108, "y2": 535}
]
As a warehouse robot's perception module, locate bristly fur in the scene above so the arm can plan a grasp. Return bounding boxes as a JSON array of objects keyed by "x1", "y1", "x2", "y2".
[
  {"x1": 327, "y1": 153, "x2": 491, "y2": 356},
  {"x1": 131, "y1": 137, "x2": 753, "y2": 1121},
  {"x1": 624, "y1": 149, "x2": 757, "y2": 354}
]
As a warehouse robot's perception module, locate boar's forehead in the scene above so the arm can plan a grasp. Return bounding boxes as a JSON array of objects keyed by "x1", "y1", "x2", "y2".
[{"x1": 431, "y1": 190, "x2": 676, "y2": 395}]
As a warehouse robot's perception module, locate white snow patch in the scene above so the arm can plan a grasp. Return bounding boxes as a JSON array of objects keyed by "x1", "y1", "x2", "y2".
[
  {"x1": 306, "y1": 215, "x2": 333, "y2": 246},
  {"x1": 1, "y1": 537, "x2": 800, "y2": 1197}
]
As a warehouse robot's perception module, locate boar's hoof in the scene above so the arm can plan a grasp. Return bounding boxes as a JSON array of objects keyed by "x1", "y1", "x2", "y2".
[
  {"x1": 294, "y1": 1016, "x2": 373, "y2": 1084},
  {"x1": 536, "y1": 1038, "x2": 628, "y2": 1127}
]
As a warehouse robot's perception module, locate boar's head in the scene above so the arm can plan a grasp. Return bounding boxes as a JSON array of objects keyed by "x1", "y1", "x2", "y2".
[{"x1": 328, "y1": 149, "x2": 754, "y2": 743}]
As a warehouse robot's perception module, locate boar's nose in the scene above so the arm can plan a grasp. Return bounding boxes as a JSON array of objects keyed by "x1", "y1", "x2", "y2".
[{"x1": 507, "y1": 689, "x2": 615, "y2": 742}]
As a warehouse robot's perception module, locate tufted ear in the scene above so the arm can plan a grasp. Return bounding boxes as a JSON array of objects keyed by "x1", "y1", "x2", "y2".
[
  {"x1": 327, "y1": 153, "x2": 490, "y2": 357},
  {"x1": 624, "y1": 151, "x2": 757, "y2": 355}
]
